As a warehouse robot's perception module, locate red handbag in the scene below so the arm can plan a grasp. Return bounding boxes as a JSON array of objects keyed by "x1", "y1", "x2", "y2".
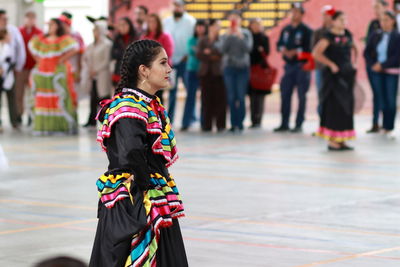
[{"x1": 250, "y1": 53, "x2": 277, "y2": 92}]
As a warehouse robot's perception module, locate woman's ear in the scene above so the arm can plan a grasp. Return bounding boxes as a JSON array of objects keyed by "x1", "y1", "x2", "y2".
[{"x1": 138, "y1": 64, "x2": 150, "y2": 80}]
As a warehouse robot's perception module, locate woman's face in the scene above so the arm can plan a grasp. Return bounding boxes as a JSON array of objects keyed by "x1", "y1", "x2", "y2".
[
  {"x1": 209, "y1": 21, "x2": 220, "y2": 35},
  {"x1": 93, "y1": 26, "x2": 100, "y2": 40},
  {"x1": 195, "y1": 24, "x2": 206, "y2": 37},
  {"x1": 380, "y1": 14, "x2": 395, "y2": 32},
  {"x1": 118, "y1": 19, "x2": 130, "y2": 35},
  {"x1": 145, "y1": 48, "x2": 172, "y2": 90},
  {"x1": 148, "y1": 16, "x2": 158, "y2": 33},
  {"x1": 48, "y1": 20, "x2": 58, "y2": 35},
  {"x1": 332, "y1": 14, "x2": 346, "y2": 30},
  {"x1": 249, "y1": 20, "x2": 262, "y2": 33}
]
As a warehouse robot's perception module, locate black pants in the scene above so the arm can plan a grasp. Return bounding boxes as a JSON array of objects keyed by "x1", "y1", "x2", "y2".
[
  {"x1": 86, "y1": 80, "x2": 109, "y2": 126},
  {"x1": 249, "y1": 90, "x2": 266, "y2": 126},
  {"x1": 0, "y1": 85, "x2": 18, "y2": 128},
  {"x1": 200, "y1": 75, "x2": 226, "y2": 131}
]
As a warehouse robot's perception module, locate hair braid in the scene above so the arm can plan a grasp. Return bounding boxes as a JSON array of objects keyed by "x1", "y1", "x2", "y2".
[{"x1": 115, "y1": 39, "x2": 163, "y2": 95}]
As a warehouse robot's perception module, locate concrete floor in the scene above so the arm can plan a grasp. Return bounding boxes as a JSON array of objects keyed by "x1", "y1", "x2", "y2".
[{"x1": 1, "y1": 95, "x2": 400, "y2": 267}]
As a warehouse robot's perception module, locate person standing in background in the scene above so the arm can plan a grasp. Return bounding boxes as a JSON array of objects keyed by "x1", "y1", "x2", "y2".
[
  {"x1": 134, "y1": 5, "x2": 148, "y2": 38},
  {"x1": 82, "y1": 21, "x2": 112, "y2": 127},
  {"x1": 163, "y1": 0, "x2": 196, "y2": 123},
  {"x1": 248, "y1": 18, "x2": 270, "y2": 129},
  {"x1": 142, "y1": 13, "x2": 174, "y2": 103},
  {"x1": 313, "y1": 11, "x2": 357, "y2": 150},
  {"x1": 59, "y1": 12, "x2": 84, "y2": 95},
  {"x1": 219, "y1": 10, "x2": 253, "y2": 133},
  {"x1": 197, "y1": 19, "x2": 226, "y2": 132},
  {"x1": 0, "y1": 9, "x2": 26, "y2": 131},
  {"x1": 364, "y1": 11, "x2": 400, "y2": 139},
  {"x1": 312, "y1": 5, "x2": 334, "y2": 119},
  {"x1": 181, "y1": 19, "x2": 207, "y2": 131},
  {"x1": 111, "y1": 17, "x2": 137, "y2": 86},
  {"x1": 365, "y1": 0, "x2": 389, "y2": 133},
  {"x1": 29, "y1": 18, "x2": 78, "y2": 135},
  {"x1": 275, "y1": 3, "x2": 312, "y2": 133},
  {"x1": 16, "y1": 11, "x2": 42, "y2": 126}
]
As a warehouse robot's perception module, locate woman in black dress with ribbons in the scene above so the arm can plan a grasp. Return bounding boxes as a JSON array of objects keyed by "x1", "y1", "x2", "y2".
[
  {"x1": 313, "y1": 11, "x2": 357, "y2": 151},
  {"x1": 89, "y1": 40, "x2": 188, "y2": 267}
]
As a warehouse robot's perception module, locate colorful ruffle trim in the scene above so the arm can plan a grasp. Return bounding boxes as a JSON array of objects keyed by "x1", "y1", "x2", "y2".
[
  {"x1": 96, "y1": 172, "x2": 184, "y2": 267},
  {"x1": 316, "y1": 126, "x2": 356, "y2": 142},
  {"x1": 97, "y1": 90, "x2": 178, "y2": 167}
]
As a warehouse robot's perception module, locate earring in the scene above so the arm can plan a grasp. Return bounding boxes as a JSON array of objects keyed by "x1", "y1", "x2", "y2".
[{"x1": 141, "y1": 79, "x2": 146, "y2": 85}]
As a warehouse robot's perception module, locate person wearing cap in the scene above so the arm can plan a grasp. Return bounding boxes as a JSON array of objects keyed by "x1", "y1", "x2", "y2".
[
  {"x1": 16, "y1": 11, "x2": 42, "y2": 126},
  {"x1": 163, "y1": 0, "x2": 196, "y2": 123},
  {"x1": 312, "y1": 5, "x2": 334, "y2": 119},
  {"x1": 59, "y1": 12, "x2": 85, "y2": 89},
  {"x1": 0, "y1": 9, "x2": 26, "y2": 131},
  {"x1": 364, "y1": 11, "x2": 400, "y2": 139},
  {"x1": 365, "y1": 0, "x2": 389, "y2": 133},
  {"x1": 81, "y1": 21, "x2": 112, "y2": 127},
  {"x1": 275, "y1": 3, "x2": 313, "y2": 133}
]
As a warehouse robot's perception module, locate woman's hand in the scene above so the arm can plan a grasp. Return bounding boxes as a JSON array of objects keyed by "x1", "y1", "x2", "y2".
[
  {"x1": 329, "y1": 63, "x2": 339, "y2": 73},
  {"x1": 372, "y1": 63, "x2": 382, "y2": 72}
]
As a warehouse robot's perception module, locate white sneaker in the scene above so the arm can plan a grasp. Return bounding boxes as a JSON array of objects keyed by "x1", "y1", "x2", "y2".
[{"x1": 384, "y1": 131, "x2": 396, "y2": 140}]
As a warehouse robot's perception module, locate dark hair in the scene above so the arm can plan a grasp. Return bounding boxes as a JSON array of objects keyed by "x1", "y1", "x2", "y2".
[
  {"x1": 227, "y1": 10, "x2": 242, "y2": 19},
  {"x1": 0, "y1": 9, "x2": 6, "y2": 16},
  {"x1": 383, "y1": 10, "x2": 396, "y2": 20},
  {"x1": 115, "y1": 39, "x2": 163, "y2": 94},
  {"x1": 48, "y1": 18, "x2": 65, "y2": 37},
  {"x1": 61, "y1": 11, "x2": 73, "y2": 19},
  {"x1": 291, "y1": 3, "x2": 305, "y2": 14},
  {"x1": 147, "y1": 13, "x2": 163, "y2": 39},
  {"x1": 34, "y1": 256, "x2": 87, "y2": 267},
  {"x1": 208, "y1": 18, "x2": 219, "y2": 26},
  {"x1": 137, "y1": 5, "x2": 149, "y2": 14},
  {"x1": 118, "y1": 17, "x2": 136, "y2": 37},
  {"x1": 332, "y1": 10, "x2": 344, "y2": 20},
  {"x1": 194, "y1": 19, "x2": 207, "y2": 38}
]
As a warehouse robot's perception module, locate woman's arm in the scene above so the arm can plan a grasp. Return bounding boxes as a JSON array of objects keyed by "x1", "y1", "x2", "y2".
[
  {"x1": 312, "y1": 38, "x2": 339, "y2": 73},
  {"x1": 59, "y1": 48, "x2": 78, "y2": 64},
  {"x1": 351, "y1": 43, "x2": 358, "y2": 66},
  {"x1": 107, "y1": 118, "x2": 151, "y2": 190}
]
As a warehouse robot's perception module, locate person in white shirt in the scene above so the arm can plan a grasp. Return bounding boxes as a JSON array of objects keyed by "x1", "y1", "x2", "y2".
[
  {"x1": 163, "y1": 0, "x2": 196, "y2": 123},
  {"x1": 0, "y1": 9, "x2": 26, "y2": 131}
]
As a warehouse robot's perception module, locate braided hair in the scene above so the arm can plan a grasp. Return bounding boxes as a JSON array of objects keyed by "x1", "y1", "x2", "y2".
[{"x1": 115, "y1": 39, "x2": 163, "y2": 95}]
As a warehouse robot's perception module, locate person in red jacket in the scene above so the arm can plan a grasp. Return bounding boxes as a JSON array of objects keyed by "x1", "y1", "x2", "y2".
[{"x1": 16, "y1": 10, "x2": 42, "y2": 125}]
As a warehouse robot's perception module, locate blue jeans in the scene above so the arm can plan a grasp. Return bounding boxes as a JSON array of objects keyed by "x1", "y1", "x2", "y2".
[
  {"x1": 370, "y1": 72, "x2": 398, "y2": 130},
  {"x1": 367, "y1": 66, "x2": 382, "y2": 125},
  {"x1": 315, "y1": 69, "x2": 323, "y2": 117},
  {"x1": 223, "y1": 66, "x2": 250, "y2": 129},
  {"x1": 181, "y1": 70, "x2": 199, "y2": 128},
  {"x1": 280, "y1": 63, "x2": 311, "y2": 128},
  {"x1": 168, "y1": 61, "x2": 187, "y2": 123}
]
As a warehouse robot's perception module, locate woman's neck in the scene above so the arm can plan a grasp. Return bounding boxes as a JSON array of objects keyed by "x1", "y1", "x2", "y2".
[
  {"x1": 331, "y1": 27, "x2": 345, "y2": 35},
  {"x1": 137, "y1": 85, "x2": 157, "y2": 96}
]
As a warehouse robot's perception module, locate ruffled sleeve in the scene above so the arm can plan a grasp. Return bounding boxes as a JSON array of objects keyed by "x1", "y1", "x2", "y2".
[{"x1": 106, "y1": 118, "x2": 151, "y2": 190}]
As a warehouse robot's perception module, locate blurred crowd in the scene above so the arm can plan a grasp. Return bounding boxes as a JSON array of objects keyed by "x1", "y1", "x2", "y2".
[{"x1": 0, "y1": 0, "x2": 399, "y2": 148}]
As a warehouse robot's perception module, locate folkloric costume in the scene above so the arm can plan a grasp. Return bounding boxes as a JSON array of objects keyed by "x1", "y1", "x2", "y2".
[
  {"x1": 90, "y1": 88, "x2": 187, "y2": 267},
  {"x1": 29, "y1": 34, "x2": 78, "y2": 135}
]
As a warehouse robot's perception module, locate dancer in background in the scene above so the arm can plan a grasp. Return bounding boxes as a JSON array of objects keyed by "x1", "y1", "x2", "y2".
[
  {"x1": 364, "y1": 11, "x2": 400, "y2": 139},
  {"x1": 29, "y1": 18, "x2": 78, "y2": 135},
  {"x1": 82, "y1": 21, "x2": 112, "y2": 127},
  {"x1": 197, "y1": 19, "x2": 226, "y2": 132},
  {"x1": 313, "y1": 11, "x2": 357, "y2": 150},
  {"x1": 134, "y1": 5, "x2": 148, "y2": 37},
  {"x1": 90, "y1": 40, "x2": 187, "y2": 267}
]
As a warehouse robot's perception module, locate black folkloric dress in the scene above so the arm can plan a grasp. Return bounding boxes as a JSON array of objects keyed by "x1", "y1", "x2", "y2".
[
  {"x1": 89, "y1": 88, "x2": 188, "y2": 267},
  {"x1": 317, "y1": 30, "x2": 356, "y2": 142}
]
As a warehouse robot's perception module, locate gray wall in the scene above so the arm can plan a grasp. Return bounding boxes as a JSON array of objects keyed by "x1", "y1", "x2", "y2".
[{"x1": 0, "y1": 0, "x2": 44, "y2": 28}]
